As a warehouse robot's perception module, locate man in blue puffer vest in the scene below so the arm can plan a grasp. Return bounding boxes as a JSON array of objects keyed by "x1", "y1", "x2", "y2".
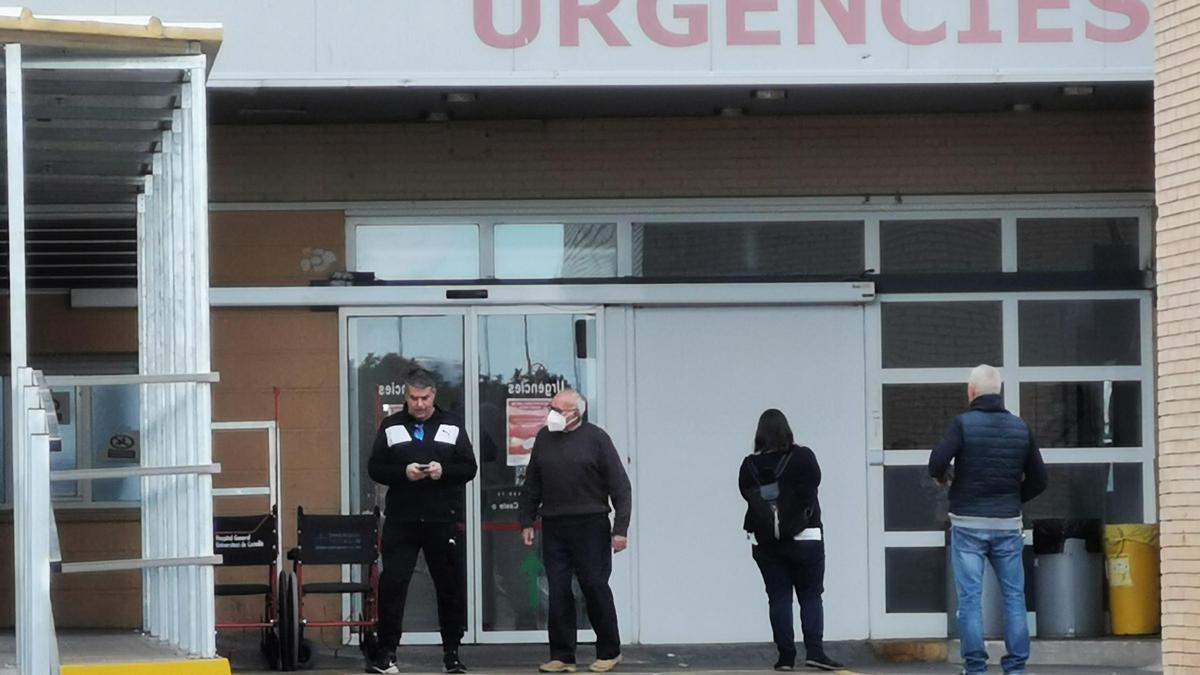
[{"x1": 929, "y1": 364, "x2": 1047, "y2": 675}]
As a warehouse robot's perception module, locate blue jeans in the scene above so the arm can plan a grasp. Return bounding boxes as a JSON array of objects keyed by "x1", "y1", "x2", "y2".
[{"x1": 951, "y1": 526, "x2": 1030, "y2": 674}]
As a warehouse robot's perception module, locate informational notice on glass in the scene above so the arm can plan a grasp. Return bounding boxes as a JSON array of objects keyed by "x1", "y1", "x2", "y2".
[{"x1": 506, "y1": 398, "x2": 550, "y2": 467}]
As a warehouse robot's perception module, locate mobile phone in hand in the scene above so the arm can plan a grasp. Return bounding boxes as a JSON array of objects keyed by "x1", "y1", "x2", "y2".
[{"x1": 416, "y1": 463, "x2": 432, "y2": 472}]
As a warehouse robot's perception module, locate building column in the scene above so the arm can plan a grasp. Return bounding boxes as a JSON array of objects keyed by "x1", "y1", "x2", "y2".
[{"x1": 1154, "y1": 2, "x2": 1200, "y2": 671}]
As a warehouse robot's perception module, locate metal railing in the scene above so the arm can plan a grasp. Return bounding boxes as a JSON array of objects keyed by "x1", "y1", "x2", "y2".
[{"x1": 15, "y1": 369, "x2": 225, "y2": 674}]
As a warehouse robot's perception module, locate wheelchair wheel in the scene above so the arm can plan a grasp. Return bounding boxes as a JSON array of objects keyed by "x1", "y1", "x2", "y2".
[
  {"x1": 360, "y1": 628, "x2": 379, "y2": 659},
  {"x1": 260, "y1": 626, "x2": 281, "y2": 671},
  {"x1": 279, "y1": 571, "x2": 300, "y2": 671},
  {"x1": 298, "y1": 637, "x2": 314, "y2": 667}
]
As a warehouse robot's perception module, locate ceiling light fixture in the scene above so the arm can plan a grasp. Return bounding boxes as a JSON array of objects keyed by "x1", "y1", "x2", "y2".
[
  {"x1": 1061, "y1": 85, "x2": 1095, "y2": 97},
  {"x1": 444, "y1": 92, "x2": 478, "y2": 103},
  {"x1": 425, "y1": 111, "x2": 451, "y2": 122},
  {"x1": 1010, "y1": 102, "x2": 1035, "y2": 113},
  {"x1": 718, "y1": 106, "x2": 746, "y2": 117},
  {"x1": 753, "y1": 89, "x2": 787, "y2": 100}
]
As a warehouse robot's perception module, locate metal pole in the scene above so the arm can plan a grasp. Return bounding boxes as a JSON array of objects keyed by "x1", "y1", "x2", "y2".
[
  {"x1": 6, "y1": 43, "x2": 52, "y2": 675},
  {"x1": 189, "y1": 60, "x2": 217, "y2": 659}
]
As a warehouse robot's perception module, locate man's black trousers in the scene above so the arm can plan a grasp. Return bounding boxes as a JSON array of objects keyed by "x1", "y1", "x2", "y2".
[
  {"x1": 543, "y1": 514, "x2": 621, "y2": 662},
  {"x1": 377, "y1": 519, "x2": 465, "y2": 651}
]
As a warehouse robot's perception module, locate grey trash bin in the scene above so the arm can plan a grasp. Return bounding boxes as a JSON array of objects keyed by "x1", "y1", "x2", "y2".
[
  {"x1": 1032, "y1": 519, "x2": 1104, "y2": 638},
  {"x1": 945, "y1": 530, "x2": 1005, "y2": 639}
]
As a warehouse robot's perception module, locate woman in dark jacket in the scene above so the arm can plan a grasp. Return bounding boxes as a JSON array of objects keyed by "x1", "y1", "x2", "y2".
[{"x1": 739, "y1": 409, "x2": 842, "y2": 672}]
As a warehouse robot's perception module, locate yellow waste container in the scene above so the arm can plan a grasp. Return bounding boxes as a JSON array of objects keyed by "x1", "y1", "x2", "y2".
[{"x1": 1104, "y1": 524, "x2": 1160, "y2": 635}]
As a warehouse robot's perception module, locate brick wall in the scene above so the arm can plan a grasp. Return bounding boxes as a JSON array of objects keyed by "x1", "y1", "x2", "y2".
[
  {"x1": 211, "y1": 111, "x2": 1153, "y2": 203},
  {"x1": 1156, "y1": 2, "x2": 1200, "y2": 672},
  {"x1": 211, "y1": 309, "x2": 343, "y2": 634}
]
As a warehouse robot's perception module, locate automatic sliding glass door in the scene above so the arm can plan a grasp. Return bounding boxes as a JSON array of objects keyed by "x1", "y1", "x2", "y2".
[{"x1": 345, "y1": 307, "x2": 601, "y2": 645}]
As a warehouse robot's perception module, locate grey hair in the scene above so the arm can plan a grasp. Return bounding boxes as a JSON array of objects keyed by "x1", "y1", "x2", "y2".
[
  {"x1": 969, "y1": 364, "x2": 1002, "y2": 397},
  {"x1": 560, "y1": 387, "x2": 587, "y2": 415},
  {"x1": 404, "y1": 368, "x2": 437, "y2": 391}
]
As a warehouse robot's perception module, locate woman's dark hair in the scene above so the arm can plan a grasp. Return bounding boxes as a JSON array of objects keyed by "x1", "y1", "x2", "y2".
[{"x1": 754, "y1": 408, "x2": 794, "y2": 454}]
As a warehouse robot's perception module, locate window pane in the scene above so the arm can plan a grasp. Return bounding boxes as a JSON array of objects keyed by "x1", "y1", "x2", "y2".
[
  {"x1": 1024, "y1": 463, "x2": 1143, "y2": 525},
  {"x1": 355, "y1": 225, "x2": 479, "y2": 280},
  {"x1": 349, "y1": 314, "x2": 466, "y2": 633},
  {"x1": 1019, "y1": 300, "x2": 1140, "y2": 366},
  {"x1": 50, "y1": 388, "x2": 79, "y2": 499},
  {"x1": 1017, "y1": 218, "x2": 1139, "y2": 272},
  {"x1": 884, "y1": 466, "x2": 949, "y2": 531},
  {"x1": 883, "y1": 384, "x2": 966, "y2": 450},
  {"x1": 1020, "y1": 381, "x2": 1141, "y2": 448},
  {"x1": 881, "y1": 220, "x2": 1001, "y2": 273},
  {"x1": 885, "y1": 548, "x2": 946, "y2": 613},
  {"x1": 633, "y1": 221, "x2": 864, "y2": 278},
  {"x1": 477, "y1": 313, "x2": 598, "y2": 632},
  {"x1": 882, "y1": 302, "x2": 1003, "y2": 368},
  {"x1": 494, "y1": 223, "x2": 617, "y2": 279},
  {"x1": 91, "y1": 385, "x2": 141, "y2": 502}
]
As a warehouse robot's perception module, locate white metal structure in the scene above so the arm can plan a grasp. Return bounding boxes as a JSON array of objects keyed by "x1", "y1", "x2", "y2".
[
  {"x1": 212, "y1": 420, "x2": 284, "y2": 572},
  {"x1": 4, "y1": 10, "x2": 223, "y2": 672}
]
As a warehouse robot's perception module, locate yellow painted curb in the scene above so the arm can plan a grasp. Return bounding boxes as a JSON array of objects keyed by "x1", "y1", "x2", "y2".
[{"x1": 61, "y1": 658, "x2": 231, "y2": 675}]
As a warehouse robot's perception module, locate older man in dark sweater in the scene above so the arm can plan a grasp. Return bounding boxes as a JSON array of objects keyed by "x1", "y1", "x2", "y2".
[
  {"x1": 519, "y1": 388, "x2": 632, "y2": 675},
  {"x1": 929, "y1": 364, "x2": 1047, "y2": 675}
]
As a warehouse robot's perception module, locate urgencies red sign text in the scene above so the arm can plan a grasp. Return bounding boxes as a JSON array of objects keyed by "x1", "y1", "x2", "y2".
[{"x1": 473, "y1": 0, "x2": 1150, "y2": 49}]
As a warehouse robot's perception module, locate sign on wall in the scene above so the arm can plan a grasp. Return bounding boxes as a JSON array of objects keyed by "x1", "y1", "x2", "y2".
[{"x1": 30, "y1": 0, "x2": 1153, "y2": 86}]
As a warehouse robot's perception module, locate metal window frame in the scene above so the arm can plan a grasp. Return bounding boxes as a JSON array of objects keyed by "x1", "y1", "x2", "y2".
[{"x1": 865, "y1": 287, "x2": 1156, "y2": 639}]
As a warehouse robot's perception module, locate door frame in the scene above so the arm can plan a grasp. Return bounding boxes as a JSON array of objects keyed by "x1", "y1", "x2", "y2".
[{"x1": 339, "y1": 304, "x2": 606, "y2": 645}]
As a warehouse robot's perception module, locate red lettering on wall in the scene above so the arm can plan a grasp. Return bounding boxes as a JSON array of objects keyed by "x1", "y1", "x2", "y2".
[
  {"x1": 727, "y1": 0, "x2": 781, "y2": 46},
  {"x1": 561, "y1": 0, "x2": 631, "y2": 46},
  {"x1": 1019, "y1": 0, "x2": 1073, "y2": 43},
  {"x1": 958, "y1": 0, "x2": 1001, "y2": 44},
  {"x1": 474, "y1": 0, "x2": 541, "y2": 48},
  {"x1": 882, "y1": 0, "x2": 946, "y2": 46},
  {"x1": 1086, "y1": 0, "x2": 1150, "y2": 43},
  {"x1": 798, "y1": 0, "x2": 866, "y2": 45},
  {"x1": 638, "y1": 0, "x2": 708, "y2": 47}
]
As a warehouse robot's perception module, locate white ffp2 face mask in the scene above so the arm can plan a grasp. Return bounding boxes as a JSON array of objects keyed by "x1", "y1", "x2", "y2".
[{"x1": 546, "y1": 410, "x2": 568, "y2": 432}]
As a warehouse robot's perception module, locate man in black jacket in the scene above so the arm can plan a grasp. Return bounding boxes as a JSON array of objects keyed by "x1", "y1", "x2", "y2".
[
  {"x1": 519, "y1": 388, "x2": 631, "y2": 674},
  {"x1": 367, "y1": 369, "x2": 477, "y2": 675},
  {"x1": 929, "y1": 365, "x2": 1047, "y2": 675}
]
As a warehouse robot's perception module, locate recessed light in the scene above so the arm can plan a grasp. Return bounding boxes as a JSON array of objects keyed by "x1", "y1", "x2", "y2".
[
  {"x1": 444, "y1": 92, "x2": 478, "y2": 103},
  {"x1": 1061, "y1": 85, "x2": 1095, "y2": 97},
  {"x1": 718, "y1": 106, "x2": 746, "y2": 117},
  {"x1": 753, "y1": 89, "x2": 787, "y2": 100},
  {"x1": 236, "y1": 108, "x2": 309, "y2": 119},
  {"x1": 425, "y1": 111, "x2": 451, "y2": 122},
  {"x1": 1010, "y1": 103, "x2": 1035, "y2": 113}
]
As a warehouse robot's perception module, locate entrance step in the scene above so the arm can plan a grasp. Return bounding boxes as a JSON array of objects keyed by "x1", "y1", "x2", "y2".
[{"x1": 0, "y1": 631, "x2": 230, "y2": 675}]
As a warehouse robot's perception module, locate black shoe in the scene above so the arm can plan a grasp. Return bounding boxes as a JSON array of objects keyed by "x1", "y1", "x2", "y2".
[
  {"x1": 804, "y1": 653, "x2": 843, "y2": 671},
  {"x1": 367, "y1": 649, "x2": 399, "y2": 674},
  {"x1": 773, "y1": 662, "x2": 794, "y2": 672},
  {"x1": 444, "y1": 649, "x2": 467, "y2": 674}
]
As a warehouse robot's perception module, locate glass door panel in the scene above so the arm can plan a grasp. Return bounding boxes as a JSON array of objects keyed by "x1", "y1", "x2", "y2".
[
  {"x1": 475, "y1": 312, "x2": 598, "y2": 636},
  {"x1": 348, "y1": 313, "x2": 466, "y2": 638}
]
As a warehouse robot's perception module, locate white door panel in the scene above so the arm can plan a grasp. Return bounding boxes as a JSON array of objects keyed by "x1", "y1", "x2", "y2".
[{"x1": 632, "y1": 306, "x2": 869, "y2": 643}]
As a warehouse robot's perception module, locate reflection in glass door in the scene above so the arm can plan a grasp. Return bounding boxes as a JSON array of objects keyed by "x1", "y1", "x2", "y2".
[
  {"x1": 348, "y1": 313, "x2": 467, "y2": 639},
  {"x1": 475, "y1": 312, "x2": 598, "y2": 640},
  {"x1": 346, "y1": 307, "x2": 602, "y2": 644}
]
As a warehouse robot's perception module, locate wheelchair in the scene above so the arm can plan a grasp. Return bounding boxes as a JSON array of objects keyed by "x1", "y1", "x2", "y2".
[
  {"x1": 279, "y1": 506, "x2": 383, "y2": 670},
  {"x1": 213, "y1": 507, "x2": 284, "y2": 670}
]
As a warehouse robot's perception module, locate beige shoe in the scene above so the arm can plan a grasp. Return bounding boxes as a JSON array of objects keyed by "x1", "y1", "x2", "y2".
[
  {"x1": 589, "y1": 655, "x2": 623, "y2": 673},
  {"x1": 539, "y1": 660, "x2": 578, "y2": 673}
]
